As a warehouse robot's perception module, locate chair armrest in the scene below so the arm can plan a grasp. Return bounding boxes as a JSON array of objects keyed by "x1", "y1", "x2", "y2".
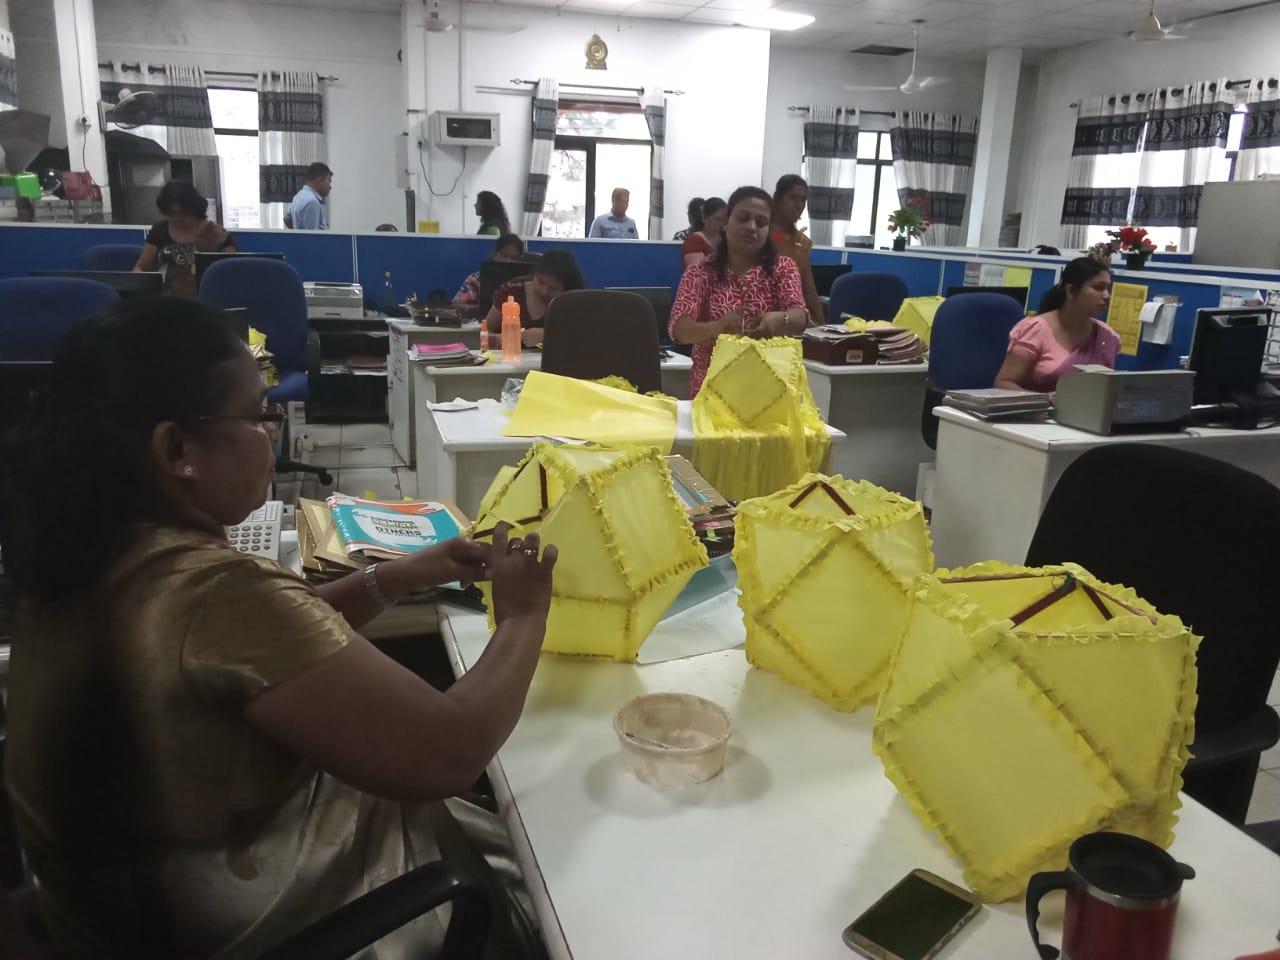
[
  {"x1": 305, "y1": 329, "x2": 323, "y2": 382},
  {"x1": 1186, "y1": 706, "x2": 1280, "y2": 772},
  {"x1": 256, "y1": 859, "x2": 491, "y2": 960}
]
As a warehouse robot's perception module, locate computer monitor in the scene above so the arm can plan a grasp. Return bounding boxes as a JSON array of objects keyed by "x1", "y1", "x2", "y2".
[
  {"x1": 219, "y1": 307, "x2": 250, "y2": 344},
  {"x1": 193, "y1": 251, "x2": 286, "y2": 287},
  {"x1": 811, "y1": 264, "x2": 852, "y2": 299},
  {"x1": 0, "y1": 361, "x2": 52, "y2": 437},
  {"x1": 1188, "y1": 308, "x2": 1270, "y2": 405},
  {"x1": 606, "y1": 286, "x2": 673, "y2": 346},
  {"x1": 946, "y1": 285, "x2": 1030, "y2": 309},
  {"x1": 28, "y1": 269, "x2": 163, "y2": 298},
  {"x1": 479, "y1": 259, "x2": 536, "y2": 313}
]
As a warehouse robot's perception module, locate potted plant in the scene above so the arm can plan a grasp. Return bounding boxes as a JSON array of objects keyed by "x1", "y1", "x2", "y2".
[
  {"x1": 888, "y1": 193, "x2": 931, "y2": 251},
  {"x1": 1107, "y1": 224, "x2": 1158, "y2": 270}
]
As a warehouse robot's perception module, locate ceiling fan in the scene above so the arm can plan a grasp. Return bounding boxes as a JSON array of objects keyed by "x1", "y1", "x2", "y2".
[
  {"x1": 845, "y1": 20, "x2": 950, "y2": 95},
  {"x1": 1129, "y1": 0, "x2": 1187, "y2": 40},
  {"x1": 414, "y1": 0, "x2": 525, "y2": 34}
]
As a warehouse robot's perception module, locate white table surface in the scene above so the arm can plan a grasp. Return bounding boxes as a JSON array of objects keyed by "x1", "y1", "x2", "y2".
[
  {"x1": 929, "y1": 406, "x2": 1280, "y2": 568},
  {"x1": 440, "y1": 604, "x2": 1280, "y2": 960}
]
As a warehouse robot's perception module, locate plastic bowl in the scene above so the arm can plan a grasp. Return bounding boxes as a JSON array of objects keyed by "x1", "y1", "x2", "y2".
[{"x1": 613, "y1": 692, "x2": 733, "y2": 787}]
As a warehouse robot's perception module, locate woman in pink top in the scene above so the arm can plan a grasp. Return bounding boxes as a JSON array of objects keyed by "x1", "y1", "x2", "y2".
[{"x1": 994, "y1": 257, "x2": 1121, "y2": 394}]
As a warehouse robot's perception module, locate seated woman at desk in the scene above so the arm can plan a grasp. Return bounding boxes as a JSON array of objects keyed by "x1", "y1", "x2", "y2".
[
  {"x1": 484, "y1": 249, "x2": 587, "y2": 349},
  {"x1": 994, "y1": 256, "x2": 1121, "y2": 394},
  {"x1": 0, "y1": 297, "x2": 556, "y2": 959},
  {"x1": 680, "y1": 196, "x2": 727, "y2": 267},
  {"x1": 670, "y1": 185, "x2": 809, "y2": 398},
  {"x1": 453, "y1": 232, "x2": 524, "y2": 305},
  {"x1": 132, "y1": 179, "x2": 238, "y2": 298}
]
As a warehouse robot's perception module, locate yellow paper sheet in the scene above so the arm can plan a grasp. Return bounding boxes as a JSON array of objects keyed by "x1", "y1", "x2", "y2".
[
  {"x1": 1107, "y1": 282, "x2": 1148, "y2": 356},
  {"x1": 1005, "y1": 267, "x2": 1032, "y2": 303},
  {"x1": 501, "y1": 369, "x2": 678, "y2": 453}
]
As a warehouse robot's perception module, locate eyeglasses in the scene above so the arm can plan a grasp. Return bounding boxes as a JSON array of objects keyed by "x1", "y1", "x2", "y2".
[{"x1": 198, "y1": 403, "x2": 286, "y2": 434}]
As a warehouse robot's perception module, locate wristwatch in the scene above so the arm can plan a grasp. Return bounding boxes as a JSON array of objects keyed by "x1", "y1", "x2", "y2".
[{"x1": 364, "y1": 563, "x2": 393, "y2": 609}]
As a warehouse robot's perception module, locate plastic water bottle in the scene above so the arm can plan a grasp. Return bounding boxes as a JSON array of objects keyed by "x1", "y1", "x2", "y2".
[
  {"x1": 501, "y1": 296, "x2": 522, "y2": 362},
  {"x1": 382, "y1": 271, "x2": 397, "y2": 311},
  {"x1": 479, "y1": 322, "x2": 490, "y2": 354}
]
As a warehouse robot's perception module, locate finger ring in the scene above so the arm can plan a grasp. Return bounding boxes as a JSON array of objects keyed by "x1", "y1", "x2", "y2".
[
  {"x1": 523, "y1": 547, "x2": 538, "y2": 557},
  {"x1": 508, "y1": 538, "x2": 523, "y2": 551}
]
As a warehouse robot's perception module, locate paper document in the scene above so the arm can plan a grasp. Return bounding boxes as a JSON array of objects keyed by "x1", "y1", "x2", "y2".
[
  {"x1": 1107, "y1": 282, "x2": 1148, "y2": 356},
  {"x1": 979, "y1": 264, "x2": 1007, "y2": 287}
]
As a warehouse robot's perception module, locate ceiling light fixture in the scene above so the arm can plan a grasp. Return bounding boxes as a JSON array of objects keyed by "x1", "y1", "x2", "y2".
[{"x1": 734, "y1": 10, "x2": 814, "y2": 31}]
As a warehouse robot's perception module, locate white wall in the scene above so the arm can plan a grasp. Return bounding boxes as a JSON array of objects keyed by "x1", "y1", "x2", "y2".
[
  {"x1": 1017, "y1": 3, "x2": 1280, "y2": 249},
  {"x1": 10, "y1": 0, "x2": 65, "y2": 145},
  {"x1": 411, "y1": 3, "x2": 771, "y2": 237}
]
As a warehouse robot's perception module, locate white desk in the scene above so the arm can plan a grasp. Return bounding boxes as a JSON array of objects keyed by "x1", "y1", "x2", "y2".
[
  {"x1": 802, "y1": 360, "x2": 931, "y2": 496},
  {"x1": 440, "y1": 604, "x2": 1280, "y2": 960},
  {"x1": 400, "y1": 352, "x2": 694, "y2": 471},
  {"x1": 412, "y1": 399, "x2": 846, "y2": 513},
  {"x1": 388, "y1": 321, "x2": 485, "y2": 466},
  {"x1": 930, "y1": 406, "x2": 1280, "y2": 568}
]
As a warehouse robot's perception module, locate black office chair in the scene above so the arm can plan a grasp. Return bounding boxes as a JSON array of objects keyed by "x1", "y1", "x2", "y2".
[
  {"x1": 541, "y1": 290, "x2": 662, "y2": 394},
  {"x1": 1025, "y1": 444, "x2": 1280, "y2": 825}
]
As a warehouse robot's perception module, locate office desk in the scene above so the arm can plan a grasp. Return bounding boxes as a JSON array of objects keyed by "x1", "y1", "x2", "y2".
[
  {"x1": 802, "y1": 360, "x2": 931, "y2": 496},
  {"x1": 388, "y1": 321, "x2": 484, "y2": 467},
  {"x1": 930, "y1": 407, "x2": 1280, "y2": 568},
  {"x1": 411, "y1": 399, "x2": 846, "y2": 512},
  {"x1": 440, "y1": 604, "x2": 1280, "y2": 960}
]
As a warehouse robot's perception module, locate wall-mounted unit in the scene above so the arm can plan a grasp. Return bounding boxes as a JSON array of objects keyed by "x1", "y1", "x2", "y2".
[{"x1": 429, "y1": 111, "x2": 500, "y2": 148}]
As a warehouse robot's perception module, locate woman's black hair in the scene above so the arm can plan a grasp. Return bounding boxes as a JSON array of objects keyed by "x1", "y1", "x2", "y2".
[
  {"x1": 1038, "y1": 257, "x2": 1111, "y2": 314},
  {"x1": 492, "y1": 233, "x2": 524, "y2": 257},
  {"x1": 701, "y1": 196, "x2": 728, "y2": 221},
  {"x1": 712, "y1": 186, "x2": 778, "y2": 281},
  {"x1": 0, "y1": 297, "x2": 247, "y2": 605},
  {"x1": 476, "y1": 191, "x2": 511, "y2": 233},
  {"x1": 156, "y1": 179, "x2": 209, "y2": 219},
  {"x1": 534, "y1": 249, "x2": 587, "y2": 291},
  {"x1": 773, "y1": 174, "x2": 807, "y2": 204},
  {"x1": 686, "y1": 197, "x2": 706, "y2": 232}
]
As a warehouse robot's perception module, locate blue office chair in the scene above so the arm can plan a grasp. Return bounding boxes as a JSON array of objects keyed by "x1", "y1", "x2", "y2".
[
  {"x1": 920, "y1": 292, "x2": 1024, "y2": 449},
  {"x1": 827, "y1": 272, "x2": 909, "y2": 323},
  {"x1": 199, "y1": 258, "x2": 315, "y2": 404},
  {"x1": 81, "y1": 244, "x2": 143, "y2": 272},
  {"x1": 0, "y1": 277, "x2": 121, "y2": 361}
]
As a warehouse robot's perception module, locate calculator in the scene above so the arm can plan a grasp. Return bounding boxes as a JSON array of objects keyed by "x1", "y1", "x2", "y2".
[{"x1": 225, "y1": 500, "x2": 283, "y2": 560}]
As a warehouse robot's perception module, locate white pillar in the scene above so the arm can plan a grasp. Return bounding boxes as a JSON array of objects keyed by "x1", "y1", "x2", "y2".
[
  {"x1": 401, "y1": 0, "x2": 427, "y2": 230},
  {"x1": 966, "y1": 46, "x2": 1021, "y2": 248},
  {"x1": 51, "y1": 0, "x2": 109, "y2": 216}
]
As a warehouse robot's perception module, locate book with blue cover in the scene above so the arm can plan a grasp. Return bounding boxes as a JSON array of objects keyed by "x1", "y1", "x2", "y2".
[{"x1": 326, "y1": 495, "x2": 468, "y2": 561}]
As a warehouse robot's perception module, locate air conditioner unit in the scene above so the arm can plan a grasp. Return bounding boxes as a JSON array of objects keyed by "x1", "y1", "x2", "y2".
[{"x1": 429, "y1": 111, "x2": 500, "y2": 148}]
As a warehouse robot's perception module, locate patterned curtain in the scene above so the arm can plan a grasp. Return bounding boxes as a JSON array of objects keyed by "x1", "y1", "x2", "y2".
[
  {"x1": 0, "y1": 29, "x2": 17, "y2": 112},
  {"x1": 258, "y1": 71, "x2": 325, "y2": 230},
  {"x1": 1059, "y1": 93, "x2": 1150, "y2": 249},
  {"x1": 1133, "y1": 79, "x2": 1232, "y2": 250},
  {"x1": 889, "y1": 111, "x2": 977, "y2": 246},
  {"x1": 521, "y1": 76, "x2": 558, "y2": 237},
  {"x1": 98, "y1": 62, "x2": 216, "y2": 156},
  {"x1": 803, "y1": 105, "x2": 858, "y2": 247},
  {"x1": 1235, "y1": 77, "x2": 1280, "y2": 182},
  {"x1": 638, "y1": 86, "x2": 665, "y2": 241}
]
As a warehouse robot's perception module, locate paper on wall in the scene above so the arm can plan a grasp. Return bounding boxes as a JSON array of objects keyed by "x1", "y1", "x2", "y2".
[
  {"x1": 1107, "y1": 282, "x2": 1149, "y2": 356},
  {"x1": 1005, "y1": 266, "x2": 1033, "y2": 296},
  {"x1": 979, "y1": 264, "x2": 1007, "y2": 287}
]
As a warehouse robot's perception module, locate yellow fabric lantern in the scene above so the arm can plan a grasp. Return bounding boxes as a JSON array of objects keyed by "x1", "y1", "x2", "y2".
[
  {"x1": 873, "y1": 562, "x2": 1199, "y2": 902},
  {"x1": 501, "y1": 370, "x2": 678, "y2": 453},
  {"x1": 691, "y1": 336, "x2": 830, "y2": 501},
  {"x1": 889, "y1": 295, "x2": 944, "y2": 345},
  {"x1": 471, "y1": 441, "x2": 708, "y2": 660},
  {"x1": 735, "y1": 474, "x2": 933, "y2": 711}
]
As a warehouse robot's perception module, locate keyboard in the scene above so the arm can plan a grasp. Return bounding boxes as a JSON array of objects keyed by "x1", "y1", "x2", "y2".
[{"x1": 225, "y1": 501, "x2": 283, "y2": 560}]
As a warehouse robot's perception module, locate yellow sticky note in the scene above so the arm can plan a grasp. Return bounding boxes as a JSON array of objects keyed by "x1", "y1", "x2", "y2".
[
  {"x1": 1107, "y1": 282, "x2": 1149, "y2": 356},
  {"x1": 418, "y1": 220, "x2": 440, "y2": 234},
  {"x1": 1005, "y1": 266, "x2": 1032, "y2": 292}
]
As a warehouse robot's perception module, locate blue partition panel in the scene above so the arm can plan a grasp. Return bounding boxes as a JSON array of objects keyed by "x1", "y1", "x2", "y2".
[
  {"x1": 237, "y1": 230, "x2": 355, "y2": 283},
  {"x1": 526, "y1": 238, "x2": 685, "y2": 292},
  {"x1": 355, "y1": 234, "x2": 494, "y2": 303},
  {"x1": 1110, "y1": 276, "x2": 1222, "y2": 372},
  {"x1": 843, "y1": 251, "x2": 945, "y2": 297},
  {"x1": 0, "y1": 224, "x2": 146, "y2": 279},
  {"x1": 810, "y1": 246, "x2": 845, "y2": 266}
]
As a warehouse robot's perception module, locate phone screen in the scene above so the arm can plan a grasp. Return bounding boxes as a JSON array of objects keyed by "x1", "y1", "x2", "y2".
[{"x1": 845, "y1": 872, "x2": 977, "y2": 960}]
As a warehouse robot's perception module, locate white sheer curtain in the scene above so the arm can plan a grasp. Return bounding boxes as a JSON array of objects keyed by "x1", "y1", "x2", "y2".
[
  {"x1": 98, "y1": 62, "x2": 216, "y2": 156},
  {"x1": 1059, "y1": 92, "x2": 1150, "y2": 250},
  {"x1": 802, "y1": 105, "x2": 858, "y2": 247},
  {"x1": 889, "y1": 111, "x2": 978, "y2": 246},
  {"x1": 638, "y1": 86, "x2": 665, "y2": 241},
  {"x1": 257, "y1": 71, "x2": 325, "y2": 229},
  {"x1": 0, "y1": 29, "x2": 17, "y2": 112},
  {"x1": 521, "y1": 77, "x2": 558, "y2": 237},
  {"x1": 1235, "y1": 77, "x2": 1280, "y2": 182}
]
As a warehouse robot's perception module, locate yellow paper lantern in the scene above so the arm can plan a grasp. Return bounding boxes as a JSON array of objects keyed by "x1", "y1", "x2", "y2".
[
  {"x1": 873, "y1": 562, "x2": 1199, "y2": 902},
  {"x1": 471, "y1": 441, "x2": 708, "y2": 660},
  {"x1": 501, "y1": 370, "x2": 678, "y2": 453},
  {"x1": 889, "y1": 295, "x2": 944, "y2": 345},
  {"x1": 692, "y1": 336, "x2": 830, "y2": 501},
  {"x1": 735, "y1": 474, "x2": 933, "y2": 711}
]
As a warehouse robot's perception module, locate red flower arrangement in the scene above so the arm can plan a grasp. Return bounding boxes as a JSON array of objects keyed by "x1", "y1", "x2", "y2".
[
  {"x1": 1107, "y1": 224, "x2": 1157, "y2": 255},
  {"x1": 888, "y1": 192, "x2": 933, "y2": 240}
]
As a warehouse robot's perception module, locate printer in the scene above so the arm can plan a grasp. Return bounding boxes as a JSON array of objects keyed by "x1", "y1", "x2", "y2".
[
  {"x1": 304, "y1": 282, "x2": 365, "y2": 320},
  {"x1": 1054, "y1": 366, "x2": 1194, "y2": 435}
]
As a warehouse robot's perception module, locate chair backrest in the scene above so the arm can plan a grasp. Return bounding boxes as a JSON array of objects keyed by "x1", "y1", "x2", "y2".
[
  {"x1": 827, "y1": 272, "x2": 909, "y2": 322},
  {"x1": 80, "y1": 244, "x2": 142, "y2": 272},
  {"x1": 199, "y1": 258, "x2": 308, "y2": 372},
  {"x1": 920, "y1": 292, "x2": 1024, "y2": 448},
  {"x1": 1026, "y1": 443, "x2": 1280, "y2": 733},
  {"x1": 0, "y1": 277, "x2": 121, "y2": 361},
  {"x1": 540, "y1": 290, "x2": 661, "y2": 394}
]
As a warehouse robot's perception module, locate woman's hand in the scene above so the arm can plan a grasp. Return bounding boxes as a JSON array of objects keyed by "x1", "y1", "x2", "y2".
[
  {"x1": 755, "y1": 311, "x2": 790, "y2": 337},
  {"x1": 717, "y1": 308, "x2": 745, "y2": 336},
  {"x1": 489, "y1": 523, "x2": 557, "y2": 626},
  {"x1": 399, "y1": 537, "x2": 492, "y2": 589},
  {"x1": 521, "y1": 327, "x2": 543, "y2": 349}
]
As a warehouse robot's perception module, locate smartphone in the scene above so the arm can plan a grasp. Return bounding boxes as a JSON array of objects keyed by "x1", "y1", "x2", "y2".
[{"x1": 842, "y1": 869, "x2": 982, "y2": 960}]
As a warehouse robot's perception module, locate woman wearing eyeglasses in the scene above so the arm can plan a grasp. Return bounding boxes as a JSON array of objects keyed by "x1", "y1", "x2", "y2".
[{"x1": 0, "y1": 297, "x2": 556, "y2": 958}]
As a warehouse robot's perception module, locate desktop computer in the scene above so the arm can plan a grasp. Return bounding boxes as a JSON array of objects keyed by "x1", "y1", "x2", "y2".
[
  {"x1": 29, "y1": 269, "x2": 163, "y2": 298},
  {"x1": 1187, "y1": 307, "x2": 1279, "y2": 427}
]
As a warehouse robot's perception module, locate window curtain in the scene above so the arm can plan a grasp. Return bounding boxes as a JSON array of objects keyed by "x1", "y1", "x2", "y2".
[
  {"x1": 258, "y1": 71, "x2": 325, "y2": 230},
  {"x1": 638, "y1": 86, "x2": 665, "y2": 241},
  {"x1": 889, "y1": 111, "x2": 977, "y2": 246},
  {"x1": 1133, "y1": 79, "x2": 1232, "y2": 251},
  {"x1": 0, "y1": 29, "x2": 17, "y2": 112},
  {"x1": 1059, "y1": 93, "x2": 1149, "y2": 250},
  {"x1": 521, "y1": 76, "x2": 558, "y2": 237},
  {"x1": 1235, "y1": 77, "x2": 1280, "y2": 182},
  {"x1": 98, "y1": 62, "x2": 216, "y2": 156},
  {"x1": 803, "y1": 105, "x2": 858, "y2": 247}
]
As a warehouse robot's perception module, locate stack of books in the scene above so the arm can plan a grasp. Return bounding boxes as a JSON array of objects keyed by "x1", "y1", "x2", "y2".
[
  {"x1": 411, "y1": 342, "x2": 484, "y2": 367},
  {"x1": 942, "y1": 388, "x2": 1053, "y2": 420},
  {"x1": 667, "y1": 455, "x2": 736, "y2": 558}
]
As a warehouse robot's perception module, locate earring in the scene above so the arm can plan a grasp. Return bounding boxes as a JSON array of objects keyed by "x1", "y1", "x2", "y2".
[{"x1": 183, "y1": 466, "x2": 195, "y2": 478}]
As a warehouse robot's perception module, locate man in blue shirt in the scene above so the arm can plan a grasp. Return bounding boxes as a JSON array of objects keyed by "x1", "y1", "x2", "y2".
[
  {"x1": 588, "y1": 187, "x2": 639, "y2": 239},
  {"x1": 286, "y1": 162, "x2": 333, "y2": 230}
]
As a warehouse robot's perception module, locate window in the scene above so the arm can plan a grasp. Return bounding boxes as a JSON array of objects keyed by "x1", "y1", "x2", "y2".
[
  {"x1": 208, "y1": 87, "x2": 260, "y2": 230},
  {"x1": 544, "y1": 106, "x2": 652, "y2": 239},
  {"x1": 802, "y1": 130, "x2": 899, "y2": 248}
]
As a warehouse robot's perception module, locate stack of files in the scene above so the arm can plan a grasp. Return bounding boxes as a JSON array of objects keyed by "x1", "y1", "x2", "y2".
[
  {"x1": 411, "y1": 342, "x2": 484, "y2": 367},
  {"x1": 871, "y1": 327, "x2": 928, "y2": 364},
  {"x1": 667, "y1": 454, "x2": 736, "y2": 558},
  {"x1": 296, "y1": 497, "x2": 365, "y2": 585},
  {"x1": 943, "y1": 388, "x2": 1052, "y2": 420}
]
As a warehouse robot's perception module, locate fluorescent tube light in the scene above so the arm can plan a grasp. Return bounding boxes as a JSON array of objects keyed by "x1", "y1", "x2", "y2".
[{"x1": 734, "y1": 10, "x2": 815, "y2": 30}]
